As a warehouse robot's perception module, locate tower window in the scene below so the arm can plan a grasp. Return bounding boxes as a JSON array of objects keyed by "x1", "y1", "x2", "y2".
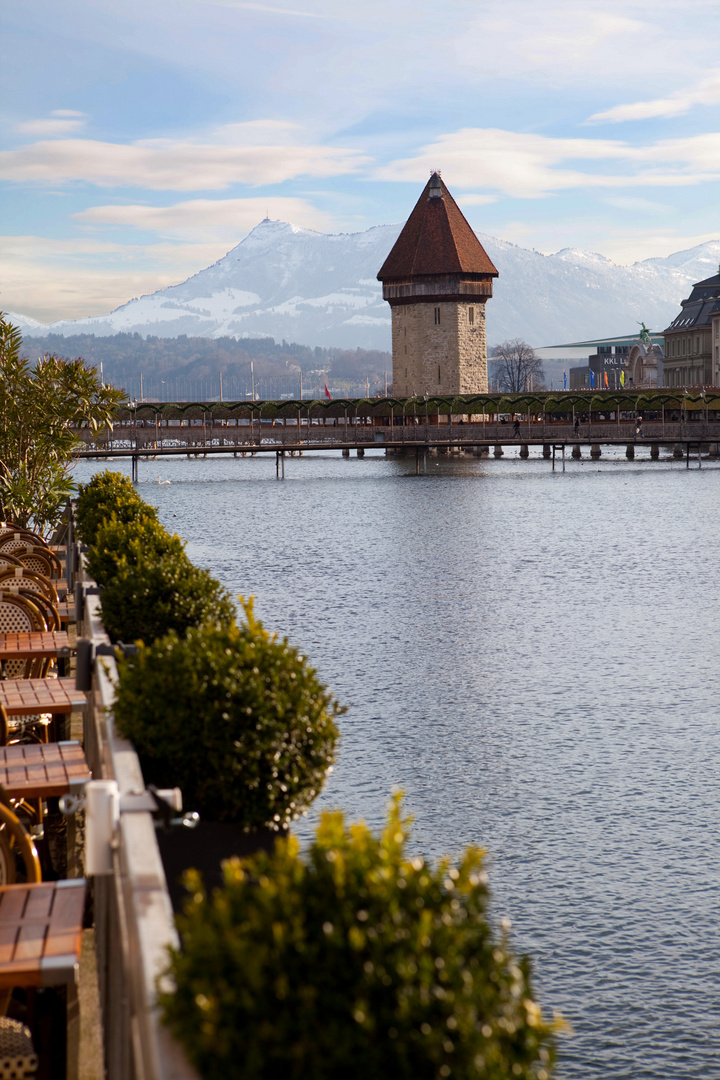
[
  {"x1": 468, "y1": 307, "x2": 474, "y2": 325},
  {"x1": 434, "y1": 307, "x2": 441, "y2": 325}
]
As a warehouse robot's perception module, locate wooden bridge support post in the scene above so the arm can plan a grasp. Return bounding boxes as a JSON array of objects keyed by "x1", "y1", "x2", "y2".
[
  {"x1": 342, "y1": 448, "x2": 350, "y2": 458},
  {"x1": 493, "y1": 445, "x2": 503, "y2": 457},
  {"x1": 131, "y1": 456, "x2": 138, "y2": 483},
  {"x1": 708, "y1": 443, "x2": 719, "y2": 459},
  {"x1": 673, "y1": 443, "x2": 684, "y2": 459},
  {"x1": 542, "y1": 444, "x2": 551, "y2": 458},
  {"x1": 626, "y1": 444, "x2": 635, "y2": 459},
  {"x1": 519, "y1": 444, "x2": 529, "y2": 458},
  {"x1": 357, "y1": 448, "x2": 365, "y2": 458},
  {"x1": 572, "y1": 444, "x2": 582, "y2": 459},
  {"x1": 590, "y1": 444, "x2": 601, "y2": 459},
  {"x1": 650, "y1": 444, "x2": 659, "y2": 460}
]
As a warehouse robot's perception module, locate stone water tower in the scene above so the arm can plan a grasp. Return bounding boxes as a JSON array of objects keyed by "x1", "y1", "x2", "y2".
[{"x1": 377, "y1": 172, "x2": 498, "y2": 397}]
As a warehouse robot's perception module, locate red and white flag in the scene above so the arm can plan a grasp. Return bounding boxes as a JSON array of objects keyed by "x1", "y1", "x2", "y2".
[{"x1": 324, "y1": 383, "x2": 332, "y2": 400}]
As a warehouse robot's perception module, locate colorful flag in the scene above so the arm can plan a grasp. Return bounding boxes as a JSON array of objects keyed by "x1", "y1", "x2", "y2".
[
  {"x1": 590, "y1": 370, "x2": 595, "y2": 388},
  {"x1": 563, "y1": 371, "x2": 567, "y2": 389},
  {"x1": 620, "y1": 370, "x2": 625, "y2": 387},
  {"x1": 324, "y1": 383, "x2": 332, "y2": 400},
  {"x1": 604, "y1": 371, "x2": 609, "y2": 388}
]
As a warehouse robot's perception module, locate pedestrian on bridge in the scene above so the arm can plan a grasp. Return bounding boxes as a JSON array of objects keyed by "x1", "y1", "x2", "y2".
[
  {"x1": 635, "y1": 416, "x2": 643, "y2": 438},
  {"x1": 513, "y1": 417, "x2": 520, "y2": 438},
  {"x1": 574, "y1": 416, "x2": 580, "y2": 437}
]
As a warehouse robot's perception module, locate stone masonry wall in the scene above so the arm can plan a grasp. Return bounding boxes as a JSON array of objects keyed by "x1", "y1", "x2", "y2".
[{"x1": 391, "y1": 301, "x2": 488, "y2": 397}]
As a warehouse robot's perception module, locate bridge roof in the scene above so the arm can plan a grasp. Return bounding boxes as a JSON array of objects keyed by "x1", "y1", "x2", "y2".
[{"x1": 377, "y1": 174, "x2": 498, "y2": 281}]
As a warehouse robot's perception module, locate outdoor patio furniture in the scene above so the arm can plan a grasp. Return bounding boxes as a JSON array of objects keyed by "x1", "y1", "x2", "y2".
[
  {"x1": 0, "y1": 598, "x2": 49, "y2": 681},
  {"x1": 0, "y1": 569, "x2": 58, "y2": 605}
]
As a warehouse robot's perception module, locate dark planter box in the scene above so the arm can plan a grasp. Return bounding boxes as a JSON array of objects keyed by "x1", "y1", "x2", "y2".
[{"x1": 157, "y1": 821, "x2": 280, "y2": 911}]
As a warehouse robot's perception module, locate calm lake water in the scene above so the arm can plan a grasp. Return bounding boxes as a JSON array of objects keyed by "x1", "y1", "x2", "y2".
[{"x1": 74, "y1": 448, "x2": 720, "y2": 1080}]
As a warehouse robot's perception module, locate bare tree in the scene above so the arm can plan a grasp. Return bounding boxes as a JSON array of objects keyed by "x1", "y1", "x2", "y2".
[{"x1": 489, "y1": 339, "x2": 545, "y2": 392}]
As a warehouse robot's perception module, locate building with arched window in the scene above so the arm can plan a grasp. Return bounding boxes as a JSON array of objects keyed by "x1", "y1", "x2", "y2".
[{"x1": 663, "y1": 268, "x2": 720, "y2": 387}]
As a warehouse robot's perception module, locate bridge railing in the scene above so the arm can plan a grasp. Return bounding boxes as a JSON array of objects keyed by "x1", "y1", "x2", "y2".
[{"x1": 74, "y1": 418, "x2": 720, "y2": 452}]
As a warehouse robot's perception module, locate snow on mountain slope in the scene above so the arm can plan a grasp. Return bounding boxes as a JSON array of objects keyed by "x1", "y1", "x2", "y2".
[{"x1": 13, "y1": 219, "x2": 720, "y2": 349}]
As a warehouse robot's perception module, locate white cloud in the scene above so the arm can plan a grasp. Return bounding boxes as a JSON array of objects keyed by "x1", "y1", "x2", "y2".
[
  {"x1": 379, "y1": 128, "x2": 720, "y2": 198},
  {"x1": 16, "y1": 111, "x2": 88, "y2": 137},
  {"x1": 0, "y1": 125, "x2": 369, "y2": 190},
  {"x1": 457, "y1": 194, "x2": 498, "y2": 207},
  {"x1": 0, "y1": 234, "x2": 231, "y2": 322},
  {"x1": 73, "y1": 196, "x2": 335, "y2": 240},
  {"x1": 587, "y1": 68, "x2": 720, "y2": 123},
  {"x1": 602, "y1": 195, "x2": 671, "y2": 214},
  {"x1": 454, "y1": 5, "x2": 655, "y2": 85},
  {"x1": 199, "y1": 0, "x2": 321, "y2": 16}
]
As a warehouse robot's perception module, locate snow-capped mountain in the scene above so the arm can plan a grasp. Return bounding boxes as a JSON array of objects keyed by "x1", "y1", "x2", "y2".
[{"x1": 13, "y1": 219, "x2": 720, "y2": 349}]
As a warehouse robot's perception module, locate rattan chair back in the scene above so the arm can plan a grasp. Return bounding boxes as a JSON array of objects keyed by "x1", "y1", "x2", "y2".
[
  {"x1": 0, "y1": 567, "x2": 58, "y2": 603},
  {"x1": 0, "y1": 552, "x2": 24, "y2": 570},
  {"x1": 0, "y1": 529, "x2": 49, "y2": 551},
  {"x1": 10, "y1": 545, "x2": 62, "y2": 580}
]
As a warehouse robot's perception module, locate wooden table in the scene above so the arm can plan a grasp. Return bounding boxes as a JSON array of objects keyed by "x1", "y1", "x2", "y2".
[
  {"x1": 0, "y1": 879, "x2": 86, "y2": 988},
  {"x1": 0, "y1": 679, "x2": 85, "y2": 718},
  {"x1": 0, "y1": 632, "x2": 69, "y2": 661},
  {"x1": 0, "y1": 631, "x2": 71, "y2": 678},
  {"x1": 0, "y1": 742, "x2": 90, "y2": 800},
  {"x1": 56, "y1": 601, "x2": 76, "y2": 624}
]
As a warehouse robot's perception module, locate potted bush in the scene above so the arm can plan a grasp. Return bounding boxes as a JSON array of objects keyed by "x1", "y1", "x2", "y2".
[
  {"x1": 76, "y1": 470, "x2": 152, "y2": 546},
  {"x1": 160, "y1": 796, "x2": 560, "y2": 1079},
  {"x1": 113, "y1": 600, "x2": 342, "y2": 904},
  {"x1": 87, "y1": 514, "x2": 189, "y2": 587},
  {"x1": 98, "y1": 542, "x2": 235, "y2": 644}
]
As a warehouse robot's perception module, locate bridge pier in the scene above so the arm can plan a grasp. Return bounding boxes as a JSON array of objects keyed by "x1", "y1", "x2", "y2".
[
  {"x1": 342, "y1": 448, "x2": 350, "y2": 457},
  {"x1": 493, "y1": 445, "x2": 503, "y2": 457},
  {"x1": 650, "y1": 444, "x2": 659, "y2": 460},
  {"x1": 131, "y1": 456, "x2": 138, "y2": 483},
  {"x1": 519, "y1": 444, "x2": 529, "y2": 458},
  {"x1": 572, "y1": 444, "x2": 582, "y2": 459},
  {"x1": 673, "y1": 443, "x2": 684, "y2": 459},
  {"x1": 542, "y1": 444, "x2": 551, "y2": 458},
  {"x1": 356, "y1": 448, "x2": 364, "y2": 458},
  {"x1": 590, "y1": 444, "x2": 601, "y2": 459},
  {"x1": 626, "y1": 444, "x2": 635, "y2": 459}
]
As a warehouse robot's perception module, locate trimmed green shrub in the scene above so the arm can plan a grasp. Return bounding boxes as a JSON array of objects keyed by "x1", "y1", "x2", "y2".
[
  {"x1": 87, "y1": 513, "x2": 184, "y2": 586},
  {"x1": 76, "y1": 470, "x2": 154, "y2": 546},
  {"x1": 113, "y1": 600, "x2": 341, "y2": 826},
  {"x1": 160, "y1": 796, "x2": 559, "y2": 1080},
  {"x1": 99, "y1": 544, "x2": 235, "y2": 645}
]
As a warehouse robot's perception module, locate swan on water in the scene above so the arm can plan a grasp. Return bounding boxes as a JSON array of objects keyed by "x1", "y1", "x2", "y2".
[{"x1": 158, "y1": 475, "x2": 171, "y2": 485}]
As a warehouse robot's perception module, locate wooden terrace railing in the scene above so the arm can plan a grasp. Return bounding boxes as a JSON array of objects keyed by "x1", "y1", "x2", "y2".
[{"x1": 76, "y1": 550, "x2": 198, "y2": 1080}]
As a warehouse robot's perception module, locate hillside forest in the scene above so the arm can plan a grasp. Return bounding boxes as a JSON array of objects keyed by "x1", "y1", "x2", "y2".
[{"x1": 20, "y1": 332, "x2": 392, "y2": 401}]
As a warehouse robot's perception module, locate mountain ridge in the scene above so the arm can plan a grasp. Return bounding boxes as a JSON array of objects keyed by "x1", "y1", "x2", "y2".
[{"x1": 11, "y1": 220, "x2": 720, "y2": 349}]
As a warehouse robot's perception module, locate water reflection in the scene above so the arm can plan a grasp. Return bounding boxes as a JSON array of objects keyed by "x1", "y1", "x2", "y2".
[{"x1": 73, "y1": 451, "x2": 720, "y2": 1079}]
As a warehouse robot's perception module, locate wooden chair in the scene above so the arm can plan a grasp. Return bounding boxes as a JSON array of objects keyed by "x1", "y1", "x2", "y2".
[
  {"x1": 0, "y1": 553, "x2": 24, "y2": 571},
  {"x1": 0, "y1": 568, "x2": 58, "y2": 605},
  {"x1": 5, "y1": 546, "x2": 61, "y2": 581},
  {"x1": 0, "y1": 531, "x2": 49, "y2": 552},
  {"x1": 0, "y1": 595, "x2": 48, "y2": 680},
  {"x1": 0, "y1": 712, "x2": 42, "y2": 884}
]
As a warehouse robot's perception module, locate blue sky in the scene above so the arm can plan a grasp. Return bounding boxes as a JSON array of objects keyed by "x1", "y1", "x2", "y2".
[{"x1": 2, "y1": 0, "x2": 720, "y2": 321}]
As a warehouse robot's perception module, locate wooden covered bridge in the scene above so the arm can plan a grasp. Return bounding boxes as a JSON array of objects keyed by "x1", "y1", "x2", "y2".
[{"x1": 74, "y1": 389, "x2": 720, "y2": 475}]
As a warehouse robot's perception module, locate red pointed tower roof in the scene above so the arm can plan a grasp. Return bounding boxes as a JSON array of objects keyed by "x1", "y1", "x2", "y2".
[{"x1": 378, "y1": 174, "x2": 498, "y2": 281}]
